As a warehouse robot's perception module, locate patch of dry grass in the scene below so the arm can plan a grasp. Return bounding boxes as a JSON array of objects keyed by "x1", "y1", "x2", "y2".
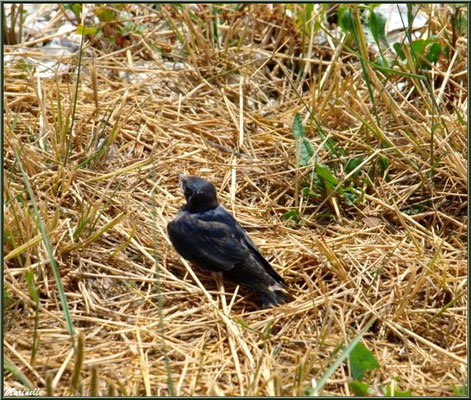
[{"x1": 3, "y1": 3, "x2": 467, "y2": 396}]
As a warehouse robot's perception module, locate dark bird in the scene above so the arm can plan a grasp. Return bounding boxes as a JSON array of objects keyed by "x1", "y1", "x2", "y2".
[{"x1": 167, "y1": 175, "x2": 290, "y2": 308}]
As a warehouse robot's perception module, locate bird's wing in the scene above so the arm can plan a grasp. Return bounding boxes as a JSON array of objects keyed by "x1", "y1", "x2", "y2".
[
  {"x1": 236, "y1": 224, "x2": 286, "y2": 284},
  {"x1": 168, "y1": 213, "x2": 248, "y2": 271},
  {"x1": 210, "y1": 207, "x2": 286, "y2": 285}
]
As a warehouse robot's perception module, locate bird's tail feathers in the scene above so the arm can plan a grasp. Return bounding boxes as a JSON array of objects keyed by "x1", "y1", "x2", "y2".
[{"x1": 258, "y1": 289, "x2": 291, "y2": 308}]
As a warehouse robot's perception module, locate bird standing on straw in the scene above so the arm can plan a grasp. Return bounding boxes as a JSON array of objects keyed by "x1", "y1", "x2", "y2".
[{"x1": 168, "y1": 175, "x2": 290, "y2": 308}]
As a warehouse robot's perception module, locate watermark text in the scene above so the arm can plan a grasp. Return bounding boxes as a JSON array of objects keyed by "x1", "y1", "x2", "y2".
[{"x1": 4, "y1": 388, "x2": 43, "y2": 396}]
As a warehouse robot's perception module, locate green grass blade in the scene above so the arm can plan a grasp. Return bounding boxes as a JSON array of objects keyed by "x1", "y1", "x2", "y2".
[
  {"x1": 64, "y1": 14, "x2": 86, "y2": 166},
  {"x1": 311, "y1": 316, "x2": 377, "y2": 395},
  {"x1": 4, "y1": 357, "x2": 34, "y2": 390},
  {"x1": 70, "y1": 332, "x2": 85, "y2": 393},
  {"x1": 15, "y1": 151, "x2": 75, "y2": 349},
  {"x1": 151, "y1": 166, "x2": 175, "y2": 396}
]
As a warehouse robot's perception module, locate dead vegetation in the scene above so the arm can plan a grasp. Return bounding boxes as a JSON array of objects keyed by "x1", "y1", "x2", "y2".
[{"x1": 3, "y1": 3, "x2": 467, "y2": 396}]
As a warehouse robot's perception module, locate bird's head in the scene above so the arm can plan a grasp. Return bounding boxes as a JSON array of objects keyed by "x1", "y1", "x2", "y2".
[{"x1": 178, "y1": 174, "x2": 219, "y2": 213}]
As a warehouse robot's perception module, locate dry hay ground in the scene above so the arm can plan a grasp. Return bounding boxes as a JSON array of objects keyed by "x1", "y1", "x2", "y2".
[{"x1": 3, "y1": 4, "x2": 467, "y2": 397}]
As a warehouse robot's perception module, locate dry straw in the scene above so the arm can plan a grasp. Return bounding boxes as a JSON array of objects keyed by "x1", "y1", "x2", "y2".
[{"x1": 3, "y1": 3, "x2": 467, "y2": 396}]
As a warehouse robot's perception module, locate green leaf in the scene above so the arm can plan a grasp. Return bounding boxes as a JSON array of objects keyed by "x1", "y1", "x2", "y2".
[
  {"x1": 315, "y1": 163, "x2": 338, "y2": 189},
  {"x1": 292, "y1": 113, "x2": 315, "y2": 166},
  {"x1": 373, "y1": 9, "x2": 387, "y2": 46},
  {"x1": 379, "y1": 156, "x2": 388, "y2": 177},
  {"x1": 283, "y1": 210, "x2": 299, "y2": 222},
  {"x1": 343, "y1": 186, "x2": 363, "y2": 205},
  {"x1": 349, "y1": 380, "x2": 373, "y2": 396},
  {"x1": 263, "y1": 321, "x2": 273, "y2": 338},
  {"x1": 393, "y1": 43, "x2": 406, "y2": 61},
  {"x1": 317, "y1": 128, "x2": 346, "y2": 157},
  {"x1": 345, "y1": 156, "x2": 365, "y2": 177},
  {"x1": 76, "y1": 24, "x2": 96, "y2": 36},
  {"x1": 292, "y1": 113, "x2": 305, "y2": 139},
  {"x1": 310, "y1": 317, "x2": 377, "y2": 396},
  {"x1": 444, "y1": 45, "x2": 450, "y2": 60},
  {"x1": 426, "y1": 42, "x2": 441, "y2": 63},
  {"x1": 26, "y1": 269, "x2": 39, "y2": 303},
  {"x1": 72, "y1": 4, "x2": 82, "y2": 20},
  {"x1": 17, "y1": 59, "x2": 33, "y2": 71},
  {"x1": 95, "y1": 6, "x2": 116, "y2": 22},
  {"x1": 367, "y1": 8, "x2": 387, "y2": 48},
  {"x1": 451, "y1": 382, "x2": 468, "y2": 396},
  {"x1": 299, "y1": 137, "x2": 315, "y2": 166},
  {"x1": 301, "y1": 187, "x2": 320, "y2": 198},
  {"x1": 403, "y1": 205, "x2": 424, "y2": 215},
  {"x1": 384, "y1": 385, "x2": 412, "y2": 396},
  {"x1": 374, "y1": 55, "x2": 389, "y2": 69},
  {"x1": 349, "y1": 342, "x2": 380, "y2": 381},
  {"x1": 411, "y1": 39, "x2": 427, "y2": 55},
  {"x1": 305, "y1": 4, "x2": 314, "y2": 24},
  {"x1": 339, "y1": 6, "x2": 355, "y2": 34}
]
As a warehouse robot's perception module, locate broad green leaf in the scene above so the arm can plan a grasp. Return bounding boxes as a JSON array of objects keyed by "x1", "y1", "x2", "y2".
[
  {"x1": 373, "y1": 9, "x2": 388, "y2": 46},
  {"x1": 379, "y1": 156, "x2": 388, "y2": 176},
  {"x1": 349, "y1": 381, "x2": 373, "y2": 396},
  {"x1": 95, "y1": 6, "x2": 116, "y2": 22},
  {"x1": 77, "y1": 24, "x2": 97, "y2": 36},
  {"x1": 292, "y1": 113, "x2": 315, "y2": 166},
  {"x1": 426, "y1": 42, "x2": 441, "y2": 63},
  {"x1": 292, "y1": 113, "x2": 305, "y2": 139},
  {"x1": 283, "y1": 210, "x2": 299, "y2": 222},
  {"x1": 72, "y1": 4, "x2": 82, "y2": 20},
  {"x1": 393, "y1": 43, "x2": 406, "y2": 60},
  {"x1": 339, "y1": 6, "x2": 355, "y2": 34},
  {"x1": 299, "y1": 137, "x2": 315, "y2": 166},
  {"x1": 315, "y1": 163, "x2": 338, "y2": 187},
  {"x1": 345, "y1": 156, "x2": 365, "y2": 176},
  {"x1": 310, "y1": 317, "x2": 377, "y2": 396},
  {"x1": 368, "y1": 9, "x2": 385, "y2": 46},
  {"x1": 343, "y1": 186, "x2": 363, "y2": 205},
  {"x1": 411, "y1": 39, "x2": 427, "y2": 55},
  {"x1": 444, "y1": 45, "x2": 450, "y2": 60},
  {"x1": 349, "y1": 342, "x2": 380, "y2": 380},
  {"x1": 301, "y1": 187, "x2": 320, "y2": 198},
  {"x1": 384, "y1": 385, "x2": 412, "y2": 396}
]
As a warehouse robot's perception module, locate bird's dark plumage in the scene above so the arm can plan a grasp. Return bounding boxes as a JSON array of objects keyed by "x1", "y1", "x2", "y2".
[{"x1": 168, "y1": 175, "x2": 290, "y2": 307}]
